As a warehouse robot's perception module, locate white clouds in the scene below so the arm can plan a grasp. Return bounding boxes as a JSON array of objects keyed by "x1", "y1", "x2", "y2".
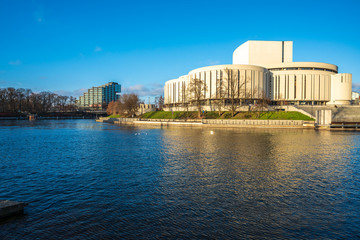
[
  {"x1": 352, "y1": 82, "x2": 360, "y2": 91},
  {"x1": 0, "y1": 80, "x2": 22, "y2": 87},
  {"x1": 94, "y1": 46, "x2": 102, "y2": 52},
  {"x1": 53, "y1": 88, "x2": 87, "y2": 97},
  {"x1": 199, "y1": 59, "x2": 221, "y2": 66},
  {"x1": 8, "y1": 60, "x2": 21, "y2": 65},
  {"x1": 54, "y1": 84, "x2": 162, "y2": 98},
  {"x1": 122, "y1": 83, "x2": 163, "y2": 97},
  {"x1": 51, "y1": 84, "x2": 162, "y2": 98},
  {"x1": 0, "y1": 80, "x2": 11, "y2": 86},
  {"x1": 209, "y1": 60, "x2": 221, "y2": 65}
]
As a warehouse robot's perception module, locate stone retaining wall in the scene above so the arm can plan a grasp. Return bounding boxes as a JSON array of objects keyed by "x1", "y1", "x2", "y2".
[
  {"x1": 107, "y1": 117, "x2": 314, "y2": 128},
  {"x1": 202, "y1": 119, "x2": 305, "y2": 126}
]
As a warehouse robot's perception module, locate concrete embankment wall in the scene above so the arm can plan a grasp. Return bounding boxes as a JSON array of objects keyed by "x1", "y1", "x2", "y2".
[
  {"x1": 0, "y1": 200, "x2": 28, "y2": 218},
  {"x1": 202, "y1": 119, "x2": 309, "y2": 128},
  {"x1": 113, "y1": 118, "x2": 202, "y2": 127},
  {"x1": 99, "y1": 117, "x2": 313, "y2": 128},
  {"x1": 297, "y1": 105, "x2": 360, "y2": 122},
  {"x1": 96, "y1": 117, "x2": 136, "y2": 123}
]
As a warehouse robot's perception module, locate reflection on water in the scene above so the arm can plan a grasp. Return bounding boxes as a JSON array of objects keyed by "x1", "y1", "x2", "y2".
[{"x1": 0, "y1": 120, "x2": 359, "y2": 239}]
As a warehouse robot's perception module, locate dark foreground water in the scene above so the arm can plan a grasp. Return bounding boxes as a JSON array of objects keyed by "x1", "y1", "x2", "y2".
[{"x1": 0, "y1": 120, "x2": 360, "y2": 239}]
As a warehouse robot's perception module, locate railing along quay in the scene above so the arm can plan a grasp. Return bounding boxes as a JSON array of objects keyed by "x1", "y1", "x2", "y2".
[{"x1": 330, "y1": 122, "x2": 360, "y2": 129}]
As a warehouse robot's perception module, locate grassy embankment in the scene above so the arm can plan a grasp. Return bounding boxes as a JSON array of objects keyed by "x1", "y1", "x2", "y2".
[
  {"x1": 108, "y1": 114, "x2": 122, "y2": 118},
  {"x1": 141, "y1": 111, "x2": 314, "y2": 121}
]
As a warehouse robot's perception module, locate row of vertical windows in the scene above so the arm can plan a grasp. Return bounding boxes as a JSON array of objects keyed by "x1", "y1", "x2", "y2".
[
  {"x1": 167, "y1": 69, "x2": 270, "y2": 103},
  {"x1": 273, "y1": 74, "x2": 330, "y2": 101},
  {"x1": 167, "y1": 73, "x2": 335, "y2": 103},
  {"x1": 269, "y1": 67, "x2": 337, "y2": 73}
]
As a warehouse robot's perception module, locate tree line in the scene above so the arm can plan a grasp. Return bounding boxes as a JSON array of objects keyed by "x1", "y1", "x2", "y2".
[
  {"x1": 107, "y1": 94, "x2": 164, "y2": 117},
  {"x1": 0, "y1": 87, "x2": 77, "y2": 114},
  {"x1": 107, "y1": 93, "x2": 140, "y2": 117}
]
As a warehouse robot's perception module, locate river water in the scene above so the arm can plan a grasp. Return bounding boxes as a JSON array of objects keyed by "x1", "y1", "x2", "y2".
[{"x1": 0, "y1": 120, "x2": 359, "y2": 239}]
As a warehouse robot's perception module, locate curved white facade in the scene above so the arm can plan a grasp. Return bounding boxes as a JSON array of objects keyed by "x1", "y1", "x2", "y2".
[
  {"x1": 267, "y1": 62, "x2": 336, "y2": 103},
  {"x1": 330, "y1": 73, "x2": 352, "y2": 104},
  {"x1": 165, "y1": 41, "x2": 352, "y2": 107},
  {"x1": 165, "y1": 65, "x2": 271, "y2": 107}
]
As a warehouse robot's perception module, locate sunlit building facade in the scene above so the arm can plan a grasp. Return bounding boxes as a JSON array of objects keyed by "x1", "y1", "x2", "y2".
[{"x1": 164, "y1": 41, "x2": 352, "y2": 108}]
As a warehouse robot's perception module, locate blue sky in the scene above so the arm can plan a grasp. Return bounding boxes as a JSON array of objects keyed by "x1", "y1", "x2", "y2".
[{"x1": 1, "y1": 0, "x2": 360, "y2": 101}]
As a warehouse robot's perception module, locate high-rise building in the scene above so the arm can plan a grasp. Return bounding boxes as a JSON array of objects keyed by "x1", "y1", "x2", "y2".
[{"x1": 77, "y1": 82, "x2": 121, "y2": 110}]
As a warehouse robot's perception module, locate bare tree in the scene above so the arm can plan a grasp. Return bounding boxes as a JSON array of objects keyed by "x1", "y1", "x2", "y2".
[
  {"x1": 23, "y1": 89, "x2": 32, "y2": 112},
  {"x1": 245, "y1": 87, "x2": 258, "y2": 113},
  {"x1": 68, "y1": 96, "x2": 76, "y2": 111},
  {"x1": 210, "y1": 70, "x2": 226, "y2": 117},
  {"x1": 7, "y1": 88, "x2": 17, "y2": 112},
  {"x1": 16, "y1": 88, "x2": 25, "y2": 112},
  {"x1": 124, "y1": 94, "x2": 139, "y2": 116},
  {"x1": 30, "y1": 93, "x2": 42, "y2": 113},
  {"x1": 106, "y1": 101, "x2": 115, "y2": 115},
  {"x1": 155, "y1": 96, "x2": 164, "y2": 111},
  {"x1": 212, "y1": 99, "x2": 224, "y2": 117},
  {"x1": 114, "y1": 101, "x2": 124, "y2": 115},
  {"x1": 179, "y1": 82, "x2": 190, "y2": 118},
  {"x1": 0, "y1": 87, "x2": 78, "y2": 114},
  {"x1": 0, "y1": 89, "x2": 6, "y2": 112},
  {"x1": 113, "y1": 93, "x2": 140, "y2": 117},
  {"x1": 278, "y1": 93, "x2": 285, "y2": 107},
  {"x1": 254, "y1": 91, "x2": 270, "y2": 117},
  {"x1": 158, "y1": 96, "x2": 164, "y2": 110},
  {"x1": 187, "y1": 76, "x2": 206, "y2": 118},
  {"x1": 223, "y1": 68, "x2": 249, "y2": 117}
]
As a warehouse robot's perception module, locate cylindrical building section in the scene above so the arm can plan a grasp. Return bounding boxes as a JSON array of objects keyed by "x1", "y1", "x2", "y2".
[
  {"x1": 267, "y1": 62, "x2": 339, "y2": 105},
  {"x1": 330, "y1": 73, "x2": 352, "y2": 105},
  {"x1": 164, "y1": 64, "x2": 270, "y2": 106},
  {"x1": 164, "y1": 75, "x2": 188, "y2": 105}
]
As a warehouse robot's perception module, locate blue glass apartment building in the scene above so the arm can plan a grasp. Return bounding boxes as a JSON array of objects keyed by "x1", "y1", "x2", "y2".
[{"x1": 77, "y1": 82, "x2": 121, "y2": 110}]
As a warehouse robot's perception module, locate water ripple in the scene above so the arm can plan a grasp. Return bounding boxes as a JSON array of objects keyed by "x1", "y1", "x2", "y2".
[{"x1": 0, "y1": 120, "x2": 360, "y2": 239}]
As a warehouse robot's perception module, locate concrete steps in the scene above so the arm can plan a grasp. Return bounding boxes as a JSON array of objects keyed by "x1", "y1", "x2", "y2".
[
  {"x1": 296, "y1": 105, "x2": 360, "y2": 122},
  {"x1": 0, "y1": 200, "x2": 28, "y2": 219}
]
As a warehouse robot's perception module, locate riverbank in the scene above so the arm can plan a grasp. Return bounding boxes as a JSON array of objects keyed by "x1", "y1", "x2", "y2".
[
  {"x1": 0, "y1": 111, "x2": 105, "y2": 120},
  {"x1": 113, "y1": 110, "x2": 315, "y2": 121},
  {"x1": 97, "y1": 117, "x2": 315, "y2": 129},
  {"x1": 100, "y1": 111, "x2": 315, "y2": 128}
]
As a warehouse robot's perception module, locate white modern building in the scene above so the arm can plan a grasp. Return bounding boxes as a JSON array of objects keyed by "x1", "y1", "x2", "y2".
[
  {"x1": 352, "y1": 91, "x2": 359, "y2": 104},
  {"x1": 164, "y1": 41, "x2": 352, "y2": 109}
]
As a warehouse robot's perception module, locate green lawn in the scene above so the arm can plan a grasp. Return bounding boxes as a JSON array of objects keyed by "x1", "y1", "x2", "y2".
[
  {"x1": 141, "y1": 111, "x2": 199, "y2": 119},
  {"x1": 140, "y1": 111, "x2": 314, "y2": 121},
  {"x1": 108, "y1": 114, "x2": 127, "y2": 118},
  {"x1": 231, "y1": 111, "x2": 314, "y2": 120}
]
